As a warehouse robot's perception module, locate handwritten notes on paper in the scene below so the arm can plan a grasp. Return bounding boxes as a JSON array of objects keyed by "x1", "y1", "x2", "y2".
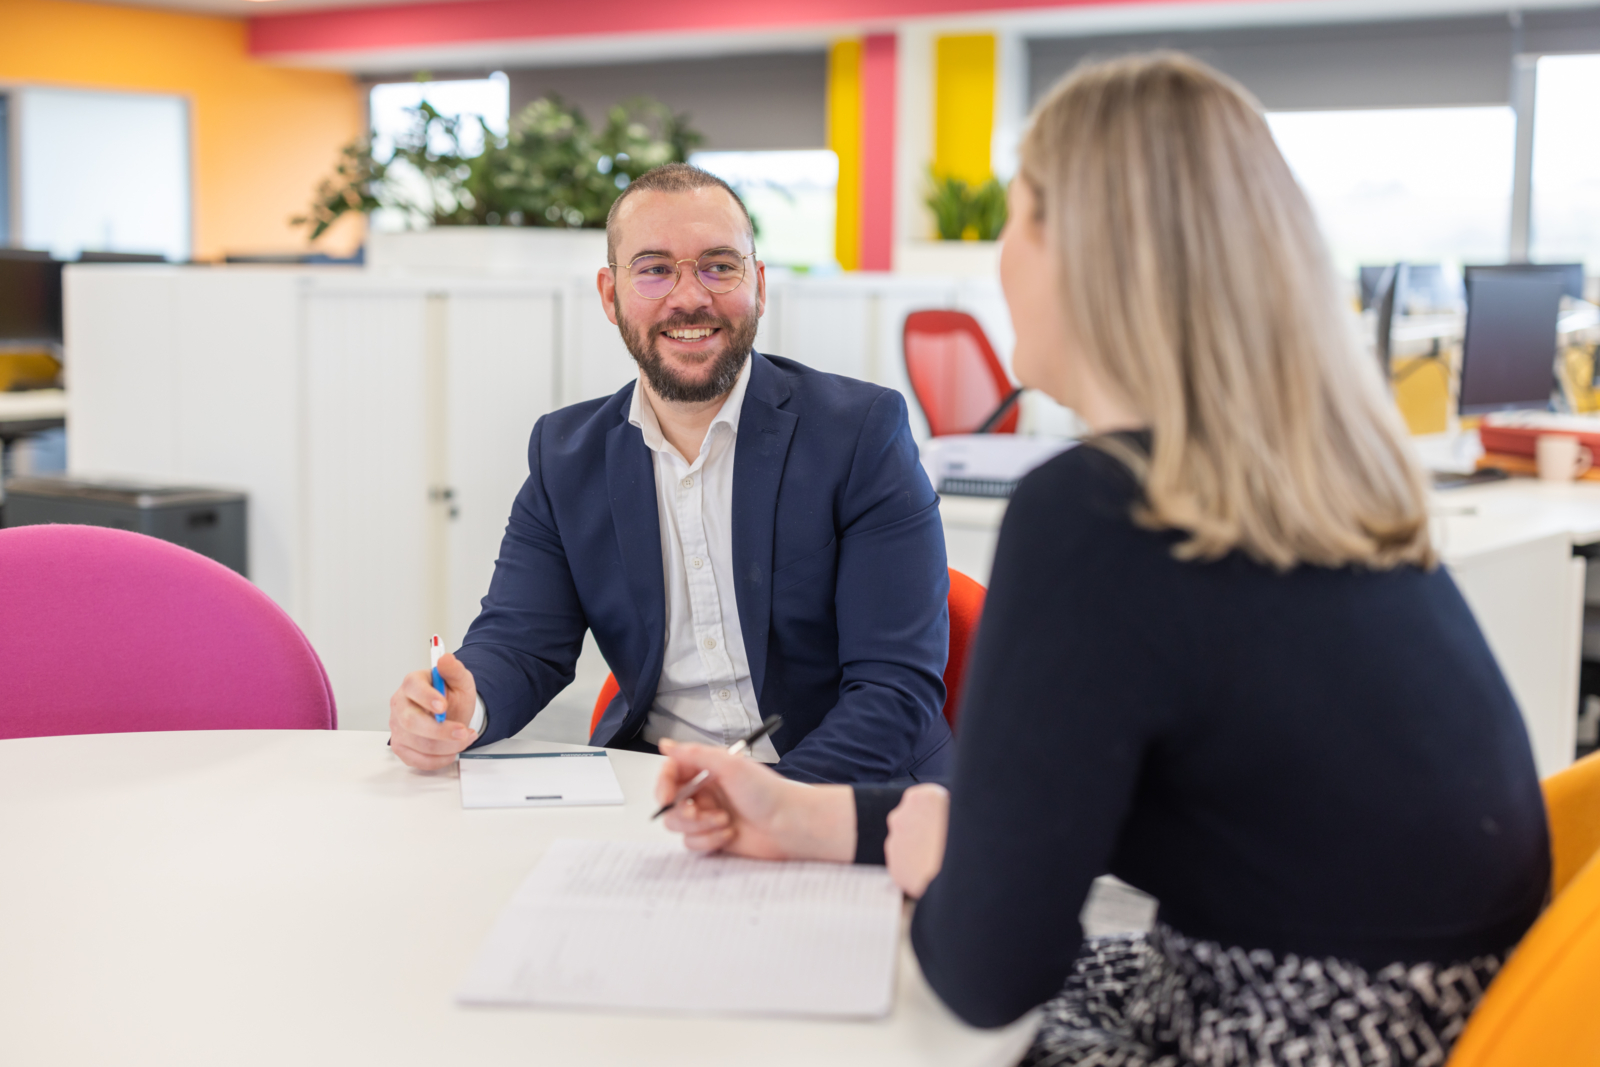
[{"x1": 457, "y1": 839, "x2": 902, "y2": 1017}]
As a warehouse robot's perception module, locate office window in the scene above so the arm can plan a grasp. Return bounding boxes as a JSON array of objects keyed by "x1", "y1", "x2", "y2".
[
  {"x1": 16, "y1": 88, "x2": 190, "y2": 260},
  {"x1": 1531, "y1": 53, "x2": 1600, "y2": 272},
  {"x1": 688, "y1": 150, "x2": 839, "y2": 270},
  {"x1": 369, "y1": 75, "x2": 510, "y2": 232},
  {"x1": 369, "y1": 74, "x2": 510, "y2": 161},
  {"x1": 1266, "y1": 107, "x2": 1515, "y2": 280}
]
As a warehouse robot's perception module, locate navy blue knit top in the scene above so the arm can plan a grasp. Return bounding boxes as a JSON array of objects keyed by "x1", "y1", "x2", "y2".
[{"x1": 860, "y1": 437, "x2": 1550, "y2": 1028}]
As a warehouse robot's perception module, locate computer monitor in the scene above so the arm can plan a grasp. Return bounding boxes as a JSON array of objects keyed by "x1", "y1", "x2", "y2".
[
  {"x1": 1464, "y1": 262, "x2": 1586, "y2": 301},
  {"x1": 0, "y1": 251, "x2": 63, "y2": 346},
  {"x1": 1358, "y1": 265, "x2": 1390, "y2": 310},
  {"x1": 1397, "y1": 263, "x2": 1459, "y2": 313},
  {"x1": 1457, "y1": 271, "x2": 1565, "y2": 415}
]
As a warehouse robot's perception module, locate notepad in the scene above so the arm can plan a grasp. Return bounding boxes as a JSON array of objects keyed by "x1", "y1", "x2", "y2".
[
  {"x1": 458, "y1": 751, "x2": 625, "y2": 809},
  {"x1": 457, "y1": 839, "x2": 903, "y2": 1018}
]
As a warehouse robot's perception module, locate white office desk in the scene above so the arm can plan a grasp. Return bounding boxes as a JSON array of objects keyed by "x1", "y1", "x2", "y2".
[
  {"x1": 0, "y1": 730, "x2": 1036, "y2": 1067},
  {"x1": 940, "y1": 476, "x2": 1600, "y2": 777},
  {"x1": 0, "y1": 388, "x2": 67, "y2": 425}
]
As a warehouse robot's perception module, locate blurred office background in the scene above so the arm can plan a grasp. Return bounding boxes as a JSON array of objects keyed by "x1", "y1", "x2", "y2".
[{"x1": 6, "y1": 0, "x2": 1600, "y2": 756}]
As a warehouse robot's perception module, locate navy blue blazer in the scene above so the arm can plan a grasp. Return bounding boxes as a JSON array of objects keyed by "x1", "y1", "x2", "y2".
[{"x1": 456, "y1": 352, "x2": 953, "y2": 784}]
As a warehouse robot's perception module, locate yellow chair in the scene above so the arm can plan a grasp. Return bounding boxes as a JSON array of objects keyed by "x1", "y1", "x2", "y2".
[{"x1": 1448, "y1": 751, "x2": 1600, "y2": 1066}]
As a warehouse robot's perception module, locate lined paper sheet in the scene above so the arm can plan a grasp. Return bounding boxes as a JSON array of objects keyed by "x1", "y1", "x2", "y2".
[
  {"x1": 457, "y1": 839, "x2": 902, "y2": 1018},
  {"x1": 458, "y1": 751, "x2": 625, "y2": 809}
]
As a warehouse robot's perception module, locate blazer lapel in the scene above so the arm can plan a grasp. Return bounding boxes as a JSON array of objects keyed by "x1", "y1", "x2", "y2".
[
  {"x1": 605, "y1": 403, "x2": 666, "y2": 712},
  {"x1": 732, "y1": 353, "x2": 798, "y2": 700}
]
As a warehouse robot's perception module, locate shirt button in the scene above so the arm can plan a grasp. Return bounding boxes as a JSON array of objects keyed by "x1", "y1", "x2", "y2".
[
  {"x1": 691, "y1": 557, "x2": 703, "y2": 569},
  {"x1": 717, "y1": 689, "x2": 731, "y2": 701},
  {"x1": 702, "y1": 637, "x2": 717, "y2": 650},
  {"x1": 681, "y1": 476, "x2": 693, "y2": 489}
]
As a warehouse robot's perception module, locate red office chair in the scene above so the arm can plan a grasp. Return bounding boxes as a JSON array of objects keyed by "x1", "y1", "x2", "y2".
[
  {"x1": 903, "y1": 310, "x2": 1020, "y2": 436},
  {"x1": 589, "y1": 568, "x2": 988, "y2": 739}
]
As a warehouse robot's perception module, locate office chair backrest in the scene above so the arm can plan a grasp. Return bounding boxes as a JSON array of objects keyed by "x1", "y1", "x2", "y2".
[
  {"x1": 903, "y1": 310, "x2": 1019, "y2": 436},
  {"x1": 589, "y1": 567, "x2": 988, "y2": 739},
  {"x1": 941, "y1": 568, "x2": 987, "y2": 731},
  {"x1": 0, "y1": 524, "x2": 336, "y2": 738},
  {"x1": 1545, "y1": 749, "x2": 1600, "y2": 897},
  {"x1": 1446, "y1": 751, "x2": 1600, "y2": 1066}
]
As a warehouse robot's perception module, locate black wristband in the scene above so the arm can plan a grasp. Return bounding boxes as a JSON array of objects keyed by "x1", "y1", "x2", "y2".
[{"x1": 852, "y1": 784, "x2": 910, "y2": 865}]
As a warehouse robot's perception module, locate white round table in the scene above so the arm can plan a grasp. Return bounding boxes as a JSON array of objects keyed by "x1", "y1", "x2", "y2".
[{"x1": 0, "y1": 730, "x2": 1036, "y2": 1066}]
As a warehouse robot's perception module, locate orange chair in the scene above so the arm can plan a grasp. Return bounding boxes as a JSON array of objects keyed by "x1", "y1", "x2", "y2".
[
  {"x1": 903, "y1": 310, "x2": 1020, "y2": 437},
  {"x1": 1447, "y1": 750, "x2": 1600, "y2": 1066},
  {"x1": 589, "y1": 567, "x2": 988, "y2": 740}
]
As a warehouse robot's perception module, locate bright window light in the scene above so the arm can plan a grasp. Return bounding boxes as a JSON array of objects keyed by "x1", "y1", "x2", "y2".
[
  {"x1": 689, "y1": 150, "x2": 839, "y2": 270},
  {"x1": 18, "y1": 87, "x2": 190, "y2": 260},
  {"x1": 369, "y1": 74, "x2": 509, "y2": 162},
  {"x1": 1267, "y1": 108, "x2": 1515, "y2": 281},
  {"x1": 1531, "y1": 53, "x2": 1600, "y2": 272}
]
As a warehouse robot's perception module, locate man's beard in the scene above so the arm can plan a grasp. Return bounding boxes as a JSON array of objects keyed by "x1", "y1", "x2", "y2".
[{"x1": 615, "y1": 302, "x2": 759, "y2": 403}]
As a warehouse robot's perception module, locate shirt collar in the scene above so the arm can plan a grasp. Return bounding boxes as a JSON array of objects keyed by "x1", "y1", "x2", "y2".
[{"x1": 628, "y1": 353, "x2": 753, "y2": 458}]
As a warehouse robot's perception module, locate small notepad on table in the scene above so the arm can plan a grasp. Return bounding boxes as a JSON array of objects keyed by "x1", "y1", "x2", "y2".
[
  {"x1": 457, "y1": 839, "x2": 903, "y2": 1018},
  {"x1": 458, "y1": 751, "x2": 625, "y2": 809}
]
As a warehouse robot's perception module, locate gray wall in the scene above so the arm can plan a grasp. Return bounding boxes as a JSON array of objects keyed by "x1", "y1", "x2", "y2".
[
  {"x1": 1028, "y1": 7, "x2": 1600, "y2": 112},
  {"x1": 507, "y1": 51, "x2": 827, "y2": 151}
]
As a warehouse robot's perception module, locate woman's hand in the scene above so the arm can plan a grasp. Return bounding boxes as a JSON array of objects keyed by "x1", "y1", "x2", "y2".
[
  {"x1": 884, "y1": 784, "x2": 950, "y2": 898},
  {"x1": 655, "y1": 740, "x2": 856, "y2": 863}
]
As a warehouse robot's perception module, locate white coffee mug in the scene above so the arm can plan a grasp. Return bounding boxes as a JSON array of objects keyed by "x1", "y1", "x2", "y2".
[{"x1": 1536, "y1": 433, "x2": 1593, "y2": 482}]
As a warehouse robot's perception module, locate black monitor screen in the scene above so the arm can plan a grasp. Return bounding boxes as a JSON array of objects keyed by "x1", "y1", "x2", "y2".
[
  {"x1": 1458, "y1": 272, "x2": 1564, "y2": 415},
  {"x1": 0, "y1": 254, "x2": 63, "y2": 345},
  {"x1": 1464, "y1": 262, "x2": 1586, "y2": 301}
]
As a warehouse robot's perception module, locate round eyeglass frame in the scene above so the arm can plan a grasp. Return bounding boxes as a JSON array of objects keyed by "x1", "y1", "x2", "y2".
[{"x1": 609, "y1": 250, "x2": 757, "y2": 301}]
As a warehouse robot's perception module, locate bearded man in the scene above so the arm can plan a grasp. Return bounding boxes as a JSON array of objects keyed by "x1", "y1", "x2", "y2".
[{"x1": 386, "y1": 164, "x2": 952, "y2": 784}]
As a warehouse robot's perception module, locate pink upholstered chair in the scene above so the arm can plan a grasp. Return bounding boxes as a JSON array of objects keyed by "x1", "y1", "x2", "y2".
[{"x1": 0, "y1": 524, "x2": 336, "y2": 738}]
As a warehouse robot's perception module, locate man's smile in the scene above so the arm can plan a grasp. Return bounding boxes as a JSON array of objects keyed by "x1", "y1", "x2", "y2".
[{"x1": 661, "y1": 326, "x2": 719, "y2": 343}]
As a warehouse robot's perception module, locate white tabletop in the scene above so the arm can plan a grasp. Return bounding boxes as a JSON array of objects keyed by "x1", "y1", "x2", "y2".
[
  {"x1": 1429, "y1": 477, "x2": 1600, "y2": 558},
  {"x1": 0, "y1": 730, "x2": 1036, "y2": 1067}
]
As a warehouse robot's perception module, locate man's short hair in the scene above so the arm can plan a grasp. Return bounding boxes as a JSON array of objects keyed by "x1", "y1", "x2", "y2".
[{"x1": 605, "y1": 163, "x2": 756, "y2": 263}]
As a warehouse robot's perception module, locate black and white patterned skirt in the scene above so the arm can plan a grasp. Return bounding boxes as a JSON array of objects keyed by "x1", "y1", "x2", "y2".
[{"x1": 1022, "y1": 923, "x2": 1503, "y2": 1067}]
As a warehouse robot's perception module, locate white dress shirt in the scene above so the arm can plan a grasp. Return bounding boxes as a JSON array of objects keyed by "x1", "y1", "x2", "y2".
[{"x1": 629, "y1": 357, "x2": 778, "y2": 762}]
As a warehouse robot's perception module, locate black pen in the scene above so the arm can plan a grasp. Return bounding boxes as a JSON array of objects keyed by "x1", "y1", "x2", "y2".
[{"x1": 651, "y1": 714, "x2": 784, "y2": 819}]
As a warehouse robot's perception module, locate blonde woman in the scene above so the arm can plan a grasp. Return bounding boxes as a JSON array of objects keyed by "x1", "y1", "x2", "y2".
[{"x1": 656, "y1": 53, "x2": 1548, "y2": 1065}]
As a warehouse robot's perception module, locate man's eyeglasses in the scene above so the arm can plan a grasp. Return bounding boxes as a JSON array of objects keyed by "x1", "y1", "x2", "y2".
[{"x1": 610, "y1": 249, "x2": 756, "y2": 300}]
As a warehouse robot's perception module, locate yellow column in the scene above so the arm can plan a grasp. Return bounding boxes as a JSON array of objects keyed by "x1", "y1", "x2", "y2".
[
  {"x1": 934, "y1": 34, "x2": 996, "y2": 186},
  {"x1": 828, "y1": 39, "x2": 863, "y2": 272}
]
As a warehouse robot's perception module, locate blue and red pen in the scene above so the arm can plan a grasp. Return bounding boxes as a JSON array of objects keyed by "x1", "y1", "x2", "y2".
[{"x1": 429, "y1": 634, "x2": 447, "y2": 722}]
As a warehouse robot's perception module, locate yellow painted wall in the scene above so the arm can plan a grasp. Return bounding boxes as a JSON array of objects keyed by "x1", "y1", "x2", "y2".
[
  {"x1": 827, "y1": 39, "x2": 862, "y2": 272},
  {"x1": 0, "y1": 0, "x2": 364, "y2": 259},
  {"x1": 933, "y1": 34, "x2": 995, "y2": 185}
]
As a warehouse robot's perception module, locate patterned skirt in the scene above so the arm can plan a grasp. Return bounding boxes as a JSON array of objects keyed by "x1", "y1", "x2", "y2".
[{"x1": 1022, "y1": 923, "x2": 1504, "y2": 1067}]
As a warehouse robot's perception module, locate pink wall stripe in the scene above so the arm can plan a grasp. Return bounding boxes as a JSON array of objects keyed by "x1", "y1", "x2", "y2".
[
  {"x1": 249, "y1": 0, "x2": 1242, "y2": 58},
  {"x1": 860, "y1": 33, "x2": 898, "y2": 272}
]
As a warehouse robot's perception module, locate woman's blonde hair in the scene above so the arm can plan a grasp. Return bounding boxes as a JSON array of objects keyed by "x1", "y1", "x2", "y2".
[{"x1": 1019, "y1": 51, "x2": 1434, "y2": 570}]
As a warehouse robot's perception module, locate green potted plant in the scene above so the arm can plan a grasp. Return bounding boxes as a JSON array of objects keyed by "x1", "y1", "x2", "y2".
[
  {"x1": 296, "y1": 94, "x2": 702, "y2": 277},
  {"x1": 298, "y1": 94, "x2": 701, "y2": 237},
  {"x1": 923, "y1": 171, "x2": 1008, "y2": 241}
]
